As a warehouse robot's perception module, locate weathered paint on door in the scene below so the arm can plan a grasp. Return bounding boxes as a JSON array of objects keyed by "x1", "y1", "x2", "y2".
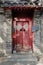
[{"x1": 12, "y1": 18, "x2": 33, "y2": 52}]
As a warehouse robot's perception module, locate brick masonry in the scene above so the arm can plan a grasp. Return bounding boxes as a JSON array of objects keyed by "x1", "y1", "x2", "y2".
[{"x1": 0, "y1": 7, "x2": 43, "y2": 53}]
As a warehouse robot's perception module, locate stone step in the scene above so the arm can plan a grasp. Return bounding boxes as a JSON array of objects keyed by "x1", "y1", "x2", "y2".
[{"x1": 7, "y1": 53, "x2": 37, "y2": 62}]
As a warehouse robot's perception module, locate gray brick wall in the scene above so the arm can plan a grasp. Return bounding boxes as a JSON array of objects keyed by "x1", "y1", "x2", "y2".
[
  {"x1": 4, "y1": 9, "x2": 12, "y2": 51},
  {"x1": 0, "y1": 12, "x2": 7, "y2": 52},
  {"x1": 34, "y1": 18, "x2": 40, "y2": 45},
  {"x1": 0, "y1": 8, "x2": 12, "y2": 53},
  {"x1": 0, "y1": 5, "x2": 43, "y2": 53},
  {"x1": 40, "y1": 16, "x2": 43, "y2": 43}
]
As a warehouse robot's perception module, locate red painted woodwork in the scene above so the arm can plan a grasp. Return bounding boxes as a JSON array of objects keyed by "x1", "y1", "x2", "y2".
[{"x1": 12, "y1": 18, "x2": 33, "y2": 52}]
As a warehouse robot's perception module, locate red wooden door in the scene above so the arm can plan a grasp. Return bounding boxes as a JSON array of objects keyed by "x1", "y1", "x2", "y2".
[
  {"x1": 12, "y1": 18, "x2": 33, "y2": 52},
  {"x1": 16, "y1": 21, "x2": 29, "y2": 50}
]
